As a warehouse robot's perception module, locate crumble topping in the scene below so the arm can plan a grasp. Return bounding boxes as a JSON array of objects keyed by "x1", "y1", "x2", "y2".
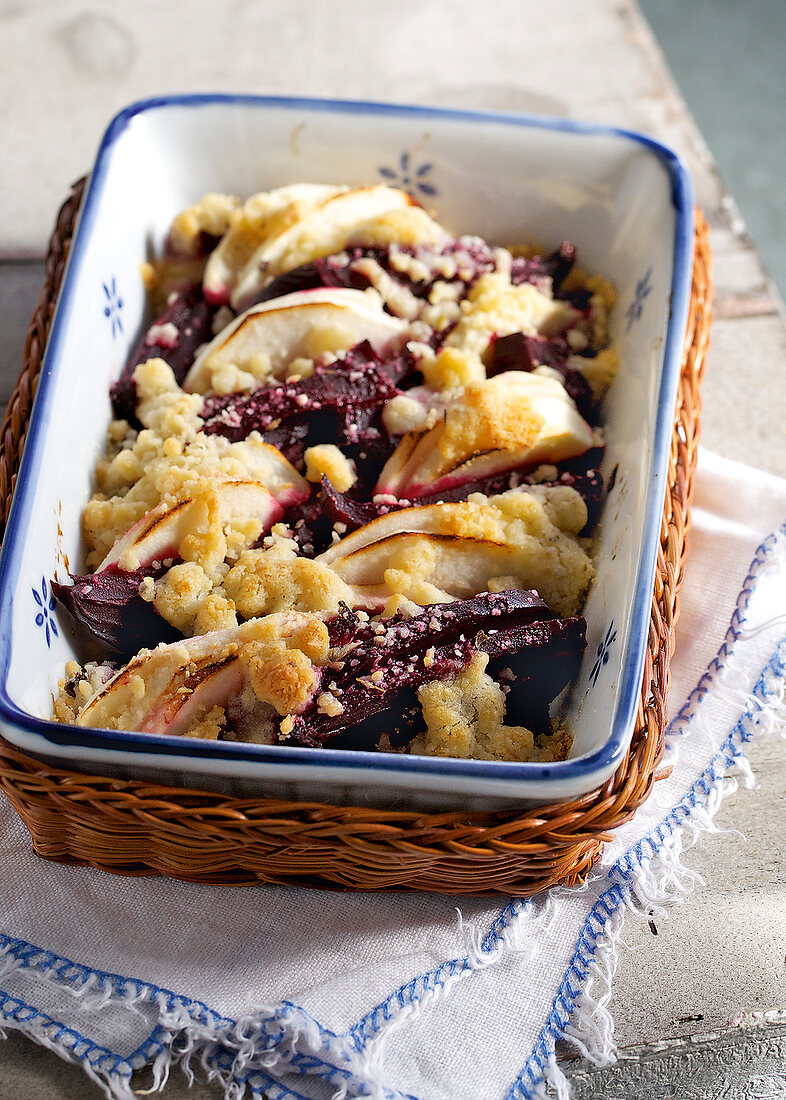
[
  {"x1": 411, "y1": 652, "x2": 535, "y2": 762},
  {"x1": 420, "y1": 346, "x2": 486, "y2": 392},
  {"x1": 67, "y1": 613, "x2": 331, "y2": 737},
  {"x1": 86, "y1": 430, "x2": 305, "y2": 569},
  {"x1": 445, "y1": 272, "x2": 576, "y2": 362},
  {"x1": 432, "y1": 380, "x2": 546, "y2": 466},
  {"x1": 223, "y1": 546, "x2": 354, "y2": 618}
]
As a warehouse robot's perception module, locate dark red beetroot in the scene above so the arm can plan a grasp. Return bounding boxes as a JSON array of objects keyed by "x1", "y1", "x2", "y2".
[
  {"x1": 52, "y1": 565, "x2": 181, "y2": 657},
  {"x1": 110, "y1": 285, "x2": 219, "y2": 421},
  {"x1": 247, "y1": 250, "x2": 383, "y2": 306},
  {"x1": 201, "y1": 341, "x2": 409, "y2": 471},
  {"x1": 283, "y1": 590, "x2": 586, "y2": 749}
]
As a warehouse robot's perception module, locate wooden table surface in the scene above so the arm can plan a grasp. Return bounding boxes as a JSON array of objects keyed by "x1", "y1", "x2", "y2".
[{"x1": 0, "y1": 2, "x2": 784, "y2": 1097}]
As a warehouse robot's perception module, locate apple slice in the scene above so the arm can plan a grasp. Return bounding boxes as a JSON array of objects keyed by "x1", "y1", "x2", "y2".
[
  {"x1": 376, "y1": 372, "x2": 594, "y2": 499},
  {"x1": 317, "y1": 488, "x2": 593, "y2": 617},
  {"x1": 225, "y1": 437, "x2": 309, "y2": 508},
  {"x1": 183, "y1": 287, "x2": 407, "y2": 395},
  {"x1": 77, "y1": 613, "x2": 326, "y2": 737},
  {"x1": 97, "y1": 480, "x2": 283, "y2": 573},
  {"x1": 227, "y1": 185, "x2": 423, "y2": 309},
  {"x1": 203, "y1": 184, "x2": 344, "y2": 305}
]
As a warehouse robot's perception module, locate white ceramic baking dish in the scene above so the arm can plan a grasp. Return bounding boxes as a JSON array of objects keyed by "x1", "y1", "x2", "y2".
[{"x1": 0, "y1": 95, "x2": 694, "y2": 809}]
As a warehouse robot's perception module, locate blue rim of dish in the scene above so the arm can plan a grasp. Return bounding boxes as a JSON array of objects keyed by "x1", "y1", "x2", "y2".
[{"x1": 0, "y1": 93, "x2": 695, "y2": 790}]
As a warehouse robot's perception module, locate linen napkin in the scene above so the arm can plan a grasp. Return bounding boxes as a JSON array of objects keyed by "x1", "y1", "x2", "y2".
[{"x1": 1, "y1": 448, "x2": 785, "y2": 1100}]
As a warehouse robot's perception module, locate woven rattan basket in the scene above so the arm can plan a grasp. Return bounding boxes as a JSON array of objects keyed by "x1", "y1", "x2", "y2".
[{"x1": 0, "y1": 182, "x2": 713, "y2": 895}]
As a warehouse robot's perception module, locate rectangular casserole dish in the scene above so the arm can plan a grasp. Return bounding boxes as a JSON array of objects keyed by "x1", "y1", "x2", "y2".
[{"x1": 0, "y1": 95, "x2": 694, "y2": 810}]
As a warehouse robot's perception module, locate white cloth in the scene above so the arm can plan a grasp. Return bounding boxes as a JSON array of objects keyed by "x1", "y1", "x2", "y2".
[{"x1": 1, "y1": 449, "x2": 785, "y2": 1100}]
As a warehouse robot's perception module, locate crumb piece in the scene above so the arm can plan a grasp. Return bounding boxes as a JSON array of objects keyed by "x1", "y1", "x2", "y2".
[
  {"x1": 245, "y1": 645, "x2": 317, "y2": 714},
  {"x1": 350, "y1": 257, "x2": 421, "y2": 320},
  {"x1": 184, "y1": 705, "x2": 227, "y2": 740},
  {"x1": 380, "y1": 594, "x2": 424, "y2": 620},
  {"x1": 304, "y1": 444, "x2": 357, "y2": 492},
  {"x1": 420, "y1": 346, "x2": 485, "y2": 391},
  {"x1": 316, "y1": 691, "x2": 344, "y2": 717},
  {"x1": 382, "y1": 394, "x2": 428, "y2": 435},
  {"x1": 153, "y1": 562, "x2": 213, "y2": 633},
  {"x1": 138, "y1": 576, "x2": 155, "y2": 602},
  {"x1": 287, "y1": 356, "x2": 315, "y2": 379},
  {"x1": 134, "y1": 358, "x2": 204, "y2": 441},
  {"x1": 193, "y1": 590, "x2": 238, "y2": 634}
]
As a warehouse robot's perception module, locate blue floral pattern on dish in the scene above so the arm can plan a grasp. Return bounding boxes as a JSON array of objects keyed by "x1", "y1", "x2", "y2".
[
  {"x1": 102, "y1": 277, "x2": 124, "y2": 339},
  {"x1": 589, "y1": 623, "x2": 617, "y2": 686},
  {"x1": 625, "y1": 268, "x2": 653, "y2": 331},
  {"x1": 33, "y1": 577, "x2": 58, "y2": 648},
  {"x1": 378, "y1": 152, "x2": 437, "y2": 197}
]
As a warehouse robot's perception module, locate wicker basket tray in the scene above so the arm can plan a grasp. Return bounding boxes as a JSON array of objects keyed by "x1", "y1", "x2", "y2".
[{"x1": 0, "y1": 182, "x2": 713, "y2": 895}]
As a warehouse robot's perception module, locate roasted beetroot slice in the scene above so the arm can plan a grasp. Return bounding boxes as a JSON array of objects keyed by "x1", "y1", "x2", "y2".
[
  {"x1": 323, "y1": 478, "x2": 398, "y2": 530},
  {"x1": 259, "y1": 420, "x2": 311, "y2": 468},
  {"x1": 201, "y1": 341, "x2": 402, "y2": 448},
  {"x1": 284, "y1": 590, "x2": 586, "y2": 748},
  {"x1": 287, "y1": 475, "x2": 406, "y2": 558},
  {"x1": 111, "y1": 284, "x2": 218, "y2": 420},
  {"x1": 542, "y1": 241, "x2": 577, "y2": 291},
  {"x1": 52, "y1": 565, "x2": 181, "y2": 657}
]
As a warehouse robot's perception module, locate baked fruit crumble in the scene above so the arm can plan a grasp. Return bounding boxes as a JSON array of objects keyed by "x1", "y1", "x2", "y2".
[{"x1": 53, "y1": 183, "x2": 618, "y2": 763}]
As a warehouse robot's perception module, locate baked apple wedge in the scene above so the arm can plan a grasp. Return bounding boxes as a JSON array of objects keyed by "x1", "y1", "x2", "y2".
[
  {"x1": 203, "y1": 183, "x2": 344, "y2": 306},
  {"x1": 76, "y1": 613, "x2": 330, "y2": 738},
  {"x1": 219, "y1": 184, "x2": 445, "y2": 310},
  {"x1": 183, "y1": 287, "x2": 407, "y2": 395},
  {"x1": 97, "y1": 479, "x2": 283, "y2": 573},
  {"x1": 57, "y1": 467, "x2": 308, "y2": 654},
  {"x1": 376, "y1": 372, "x2": 594, "y2": 500},
  {"x1": 317, "y1": 487, "x2": 594, "y2": 617},
  {"x1": 225, "y1": 438, "x2": 310, "y2": 509}
]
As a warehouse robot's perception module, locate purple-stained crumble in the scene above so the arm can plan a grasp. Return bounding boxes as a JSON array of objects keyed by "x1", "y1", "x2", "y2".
[{"x1": 285, "y1": 591, "x2": 585, "y2": 748}]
